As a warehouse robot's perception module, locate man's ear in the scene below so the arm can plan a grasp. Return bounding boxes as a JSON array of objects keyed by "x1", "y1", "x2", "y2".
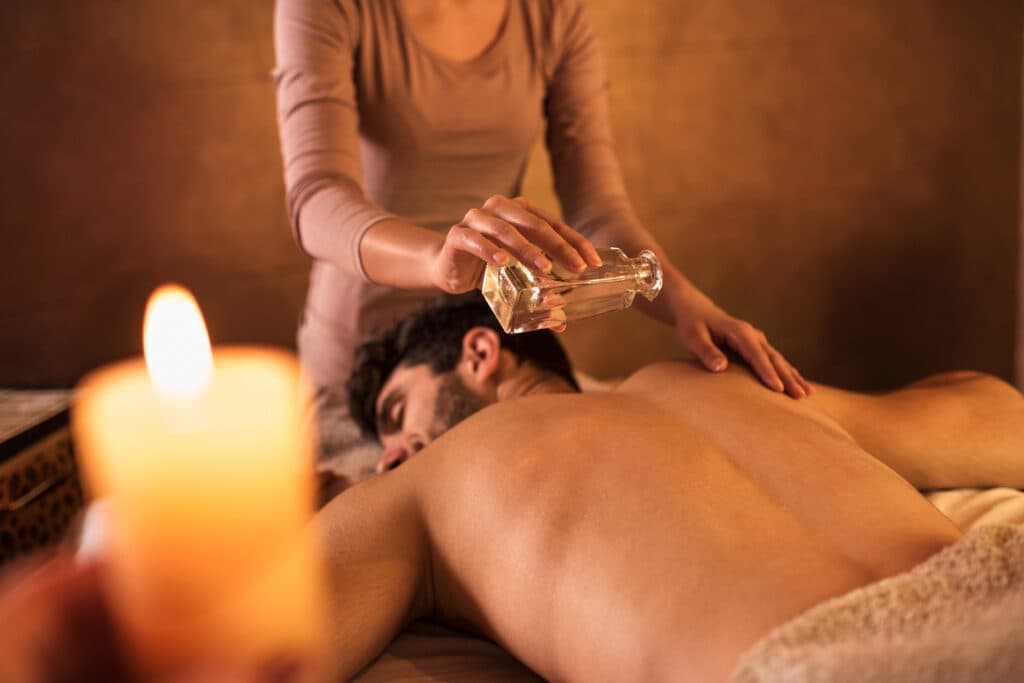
[{"x1": 460, "y1": 327, "x2": 503, "y2": 385}]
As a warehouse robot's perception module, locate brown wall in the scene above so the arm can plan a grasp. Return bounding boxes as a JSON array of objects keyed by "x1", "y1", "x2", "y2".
[
  {"x1": 1019, "y1": 30, "x2": 1024, "y2": 390},
  {"x1": 526, "y1": 0, "x2": 1023, "y2": 388},
  {"x1": 1, "y1": 2, "x2": 308, "y2": 386},
  {"x1": 2, "y1": 1, "x2": 1021, "y2": 391}
]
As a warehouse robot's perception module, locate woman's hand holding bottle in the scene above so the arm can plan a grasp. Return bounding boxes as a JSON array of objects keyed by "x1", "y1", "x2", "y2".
[{"x1": 429, "y1": 195, "x2": 602, "y2": 294}]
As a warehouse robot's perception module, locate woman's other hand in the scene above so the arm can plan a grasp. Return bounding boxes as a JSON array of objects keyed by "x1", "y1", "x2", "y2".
[
  {"x1": 669, "y1": 284, "x2": 812, "y2": 399},
  {"x1": 430, "y1": 195, "x2": 603, "y2": 294}
]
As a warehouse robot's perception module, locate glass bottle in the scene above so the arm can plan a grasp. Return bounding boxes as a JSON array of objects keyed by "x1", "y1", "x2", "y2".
[{"x1": 480, "y1": 246, "x2": 663, "y2": 334}]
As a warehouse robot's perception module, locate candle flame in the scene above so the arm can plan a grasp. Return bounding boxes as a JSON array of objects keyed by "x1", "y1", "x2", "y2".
[{"x1": 143, "y1": 285, "x2": 214, "y2": 399}]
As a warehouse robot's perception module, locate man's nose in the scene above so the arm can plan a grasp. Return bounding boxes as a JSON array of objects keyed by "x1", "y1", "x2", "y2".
[{"x1": 376, "y1": 439, "x2": 422, "y2": 474}]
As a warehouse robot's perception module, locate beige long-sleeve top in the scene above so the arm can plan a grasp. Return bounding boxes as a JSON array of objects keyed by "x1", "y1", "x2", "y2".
[{"x1": 273, "y1": 0, "x2": 642, "y2": 392}]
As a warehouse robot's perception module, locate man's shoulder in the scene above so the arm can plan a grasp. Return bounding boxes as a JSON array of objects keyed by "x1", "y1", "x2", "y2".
[
  {"x1": 615, "y1": 360, "x2": 705, "y2": 391},
  {"x1": 613, "y1": 360, "x2": 779, "y2": 408}
]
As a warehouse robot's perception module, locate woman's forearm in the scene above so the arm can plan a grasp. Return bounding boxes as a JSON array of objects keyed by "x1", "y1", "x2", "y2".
[
  {"x1": 358, "y1": 219, "x2": 444, "y2": 289},
  {"x1": 582, "y1": 214, "x2": 708, "y2": 327},
  {"x1": 635, "y1": 259, "x2": 705, "y2": 326},
  {"x1": 360, "y1": 196, "x2": 599, "y2": 294}
]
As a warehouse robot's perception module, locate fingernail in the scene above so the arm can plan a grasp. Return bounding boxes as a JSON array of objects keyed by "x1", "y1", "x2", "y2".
[
  {"x1": 534, "y1": 256, "x2": 552, "y2": 272},
  {"x1": 774, "y1": 381, "x2": 785, "y2": 392},
  {"x1": 574, "y1": 258, "x2": 587, "y2": 272},
  {"x1": 712, "y1": 358, "x2": 727, "y2": 372},
  {"x1": 493, "y1": 251, "x2": 509, "y2": 265}
]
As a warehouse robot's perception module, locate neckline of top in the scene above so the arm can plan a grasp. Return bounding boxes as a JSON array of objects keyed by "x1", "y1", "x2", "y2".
[{"x1": 393, "y1": 0, "x2": 513, "y2": 70}]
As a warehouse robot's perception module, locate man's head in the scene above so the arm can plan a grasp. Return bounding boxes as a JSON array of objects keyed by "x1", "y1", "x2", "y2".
[{"x1": 347, "y1": 294, "x2": 580, "y2": 472}]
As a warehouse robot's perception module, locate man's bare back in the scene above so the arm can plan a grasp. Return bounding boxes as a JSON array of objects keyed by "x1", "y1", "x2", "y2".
[{"x1": 320, "y1": 360, "x2": 1023, "y2": 682}]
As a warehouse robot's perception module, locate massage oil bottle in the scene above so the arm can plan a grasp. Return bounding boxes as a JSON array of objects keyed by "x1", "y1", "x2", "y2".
[{"x1": 481, "y1": 246, "x2": 663, "y2": 334}]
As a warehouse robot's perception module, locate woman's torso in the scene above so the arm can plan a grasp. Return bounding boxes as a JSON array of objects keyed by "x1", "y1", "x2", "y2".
[{"x1": 303, "y1": 0, "x2": 569, "y2": 386}]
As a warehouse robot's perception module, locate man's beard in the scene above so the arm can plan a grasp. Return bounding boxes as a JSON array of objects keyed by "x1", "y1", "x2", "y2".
[{"x1": 430, "y1": 373, "x2": 489, "y2": 440}]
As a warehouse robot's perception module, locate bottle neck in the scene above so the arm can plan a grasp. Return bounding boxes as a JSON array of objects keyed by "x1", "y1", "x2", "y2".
[{"x1": 631, "y1": 250, "x2": 664, "y2": 301}]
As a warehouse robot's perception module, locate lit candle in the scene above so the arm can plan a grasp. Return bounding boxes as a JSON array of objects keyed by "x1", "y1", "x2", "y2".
[{"x1": 72, "y1": 284, "x2": 325, "y2": 677}]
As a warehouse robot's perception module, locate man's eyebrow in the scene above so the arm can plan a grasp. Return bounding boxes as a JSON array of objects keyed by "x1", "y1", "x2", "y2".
[{"x1": 376, "y1": 389, "x2": 402, "y2": 436}]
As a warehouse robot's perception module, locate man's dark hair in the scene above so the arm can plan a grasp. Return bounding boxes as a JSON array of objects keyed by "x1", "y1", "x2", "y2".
[{"x1": 347, "y1": 293, "x2": 580, "y2": 439}]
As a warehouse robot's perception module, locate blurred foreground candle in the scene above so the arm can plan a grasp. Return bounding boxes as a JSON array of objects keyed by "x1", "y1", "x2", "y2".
[{"x1": 72, "y1": 285, "x2": 325, "y2": 678}]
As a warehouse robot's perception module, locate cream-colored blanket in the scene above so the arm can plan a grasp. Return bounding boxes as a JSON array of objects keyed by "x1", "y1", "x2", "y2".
[
  {"x1": 731, "y1": 523, "x2": 1024, "y2": 683},
  {"x1": 927, "y1": 486, "x2": 1024, "y2": 530}
]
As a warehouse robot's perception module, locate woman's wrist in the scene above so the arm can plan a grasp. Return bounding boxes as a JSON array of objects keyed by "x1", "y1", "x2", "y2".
[
  {"x1": 637, "y1": 260, "x2": 709, "y2": 327},
  {"x1": 668, "y1": 269, "x2": 715, "y2": 315}
]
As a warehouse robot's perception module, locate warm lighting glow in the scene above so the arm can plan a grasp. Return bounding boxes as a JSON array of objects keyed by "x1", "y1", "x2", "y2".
[
  {"x1": 143, "y1": 284, "x2": 214, "y2": 399},
  {"x1": 74, "y1": 286, "x2": 322, "y2": 675}
]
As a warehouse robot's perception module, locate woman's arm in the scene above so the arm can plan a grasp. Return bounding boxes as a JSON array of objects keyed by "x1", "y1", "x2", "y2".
[
  {"x1": 273, "y1": 0, "x2": 396, "y2": 276},
  {"x1": 542, "y1": 0, "x2": 810, "y2": 398},
  {"x1": 273, "y1": 0, "x2": 598, "y2": 292},
  {"x1": 359, "y1": 197, "x2": 601, "y2": 293}
]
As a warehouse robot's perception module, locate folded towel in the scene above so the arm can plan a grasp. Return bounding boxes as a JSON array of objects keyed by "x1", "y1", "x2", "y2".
[{"x1": 731, "y1": 525, "x2": 1024, "y2": 683}]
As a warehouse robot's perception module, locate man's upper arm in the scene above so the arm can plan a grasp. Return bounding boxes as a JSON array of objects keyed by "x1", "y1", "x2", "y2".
[
  {"x1": 811, "y1": 373, "x2": 1024, "y2": 490},
  {"x1": 316, "y1": 473, "x2": 431, "y2": 680}
]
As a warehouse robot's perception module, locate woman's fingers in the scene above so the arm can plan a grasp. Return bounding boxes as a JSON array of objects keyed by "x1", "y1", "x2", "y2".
[
  {"x1": 681, "y1": 324, "x2": 729, "y2": 373},
  {"x1": 448, "y1": 224, "x2": 508, "y2": 264},
  {"x1": 438, "y1": 194, "x2": 598, "y2": 292},
  {"x1": 719, "y1": 322, "x2": 810, "y2": 399},
  {"x1": 791, "y1": 363, "x2": 813, "y2": 397},
  {"x1": 512, "y1": 197, "x2": 602, "y2": 269},
  {"x1": 461, "y1": 207, "x2": 550, "y2": 271},
  {"x1": 782, "y1": 348, "x2": 812, "y2": 397},
  {"x1": 723, "y1": 325, "x2": 786, "y2": 394},
  {"x1": 434, "y1": 225, "x2": 503, "y2": 293},
  {"x1": 686, "y1": 315, "x2": 811, "y2": 399},
  {"x1": 481, "y1": 195, "x2": 587, "y2": 273},
  {"x1": 765, "y1": 344, "x2": 810, "y2": 399}
]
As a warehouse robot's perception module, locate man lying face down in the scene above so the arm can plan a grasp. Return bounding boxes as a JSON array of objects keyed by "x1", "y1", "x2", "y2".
[
  {"x1": 5, "y1": 298, "x2": 1022, "y2": 683},
  {"x1": 321, "y1": 295, "x2": 1024, "y2": 682}
]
